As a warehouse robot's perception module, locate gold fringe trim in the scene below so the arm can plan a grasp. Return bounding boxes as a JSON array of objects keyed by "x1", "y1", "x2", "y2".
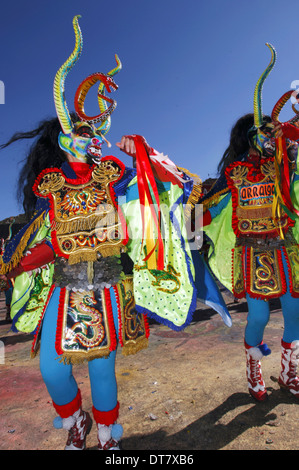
[
  {"x1": 68, "y1": 251, "x2": 98, "y2": 265},
  {"x1": 202, "y1": 187, "x2": 229, "y2": 212},
  {"x1": 57, "y1": 348, "x2": 111, "y2": 365},
  {"x1": 178, "y1": 167, "x2": 202, "y2": 186},
  {"x1": 67, "y1": 245, "x2": 123, "y2": 264},
  {"x1": 121, "y1": 337, "x2": 149, "y2": 356},
  {"x1": 0, "y1": 211, "x2": 47, "y2": 275},
  {"x1": 99, "y1": 245, "x2": 124, "y2": 258},
  {"x1": 178, "y1": 167, "x2": 202, "y2": 221},
  {"x1": 30, "y1": 349, "x2": 38, "y2": 359},
  {"x1": 185, "y1": 184, "x2": 203, "y2": 221},
  {"x1": 52, "y1": 213, "x2": 103, "y2": 234}
]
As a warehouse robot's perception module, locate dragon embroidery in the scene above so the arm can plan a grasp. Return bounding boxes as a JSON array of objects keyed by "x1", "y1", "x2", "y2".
[
  {"x1": 66, "y1": 290, "x2": 105, "y2": 348},
  {"x1": 135, "y1": 263, "x2": 181, "y2": 294}
]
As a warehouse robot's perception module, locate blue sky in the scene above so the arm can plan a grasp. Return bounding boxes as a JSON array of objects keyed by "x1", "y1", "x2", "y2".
[{"x1": 0, "y1": 0, "x2": 299, "y2": 220}]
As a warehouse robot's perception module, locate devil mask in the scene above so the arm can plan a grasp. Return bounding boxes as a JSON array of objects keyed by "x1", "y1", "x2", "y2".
[
  {"x1": 53, "y1": 15, "x2": 121, "y2": 164},
  {"x1": 247, "y1": 43, "x2": 276, "y2": 157}
]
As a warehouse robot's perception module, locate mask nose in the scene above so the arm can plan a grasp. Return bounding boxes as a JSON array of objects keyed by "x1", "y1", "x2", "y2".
[{"x1": 92, "y1": 137, "x2": 101, "y2": 145}]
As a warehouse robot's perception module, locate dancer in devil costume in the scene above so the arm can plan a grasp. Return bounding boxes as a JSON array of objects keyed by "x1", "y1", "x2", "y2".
[
  {"x1": 0, "y1": 16, "x2": 230, "y2": 450},
  {"x1": 200, "y1": 43, "x2": 299, "y2": 402}
]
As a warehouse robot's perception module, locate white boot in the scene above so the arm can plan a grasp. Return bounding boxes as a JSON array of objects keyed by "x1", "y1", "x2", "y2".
[
  {"x1": 53, "y1": 408, "x2": 93, "y2": 450},
  {"x1": 245, "y1": 341, "x2": 270, "y2": 402},
  {"x1": 278, "y1": 340, "x2": 299, "y2": 399},
  {"x1": 97, "y1": 423, "x2": 123, "y2": 450}
]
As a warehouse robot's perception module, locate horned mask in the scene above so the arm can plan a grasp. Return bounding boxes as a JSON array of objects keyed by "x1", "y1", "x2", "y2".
[
  {"x1": 247, "y1": 43, "x2": 276, "y2": 157},
  {"x1": 53, "y1": 15, "x2": 121, "y2": 163}
]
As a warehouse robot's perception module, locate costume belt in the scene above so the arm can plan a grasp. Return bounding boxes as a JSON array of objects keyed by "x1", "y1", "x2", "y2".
[
  {"x1": 53, "y1": 256, "x2": 123, "y2": 291},
  {"x1": 236, "y1": 236, "x2": 285, "y2": 249}
]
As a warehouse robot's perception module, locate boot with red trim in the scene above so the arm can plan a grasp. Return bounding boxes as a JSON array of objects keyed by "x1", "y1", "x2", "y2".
[
  {"x1": 245, "y1": 341, "x2": 271, "y2": 402},
  {"x1": 278, "y1": 340, "x2": 299, "y2": 399},
  {"x1": 92, "y1": 402, "x2": 123, "y2": 450},
  {"x1": 52, "y1": 389, "x2": 93, "y2": 450},
  {"x1": 97, "y1": 423, "x2": 123, "y2": 450}
]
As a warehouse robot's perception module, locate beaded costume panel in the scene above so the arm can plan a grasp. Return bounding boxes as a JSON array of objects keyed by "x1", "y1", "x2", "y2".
[
  {"x1": 113, "y1": 276, "x2": 149, "y2": 356},
  {"x1": 33, "y1": 159, "x2": 127, "y2": 264},
  {"x1": 225, "y1": 159, "x2": 291, "y2": 238},
  {"x1": 55, "y1": 287, "x2": 116, "y2": 363},
  {"x1": 226, "y1": 159, "x2": 299, "y2": 299}
]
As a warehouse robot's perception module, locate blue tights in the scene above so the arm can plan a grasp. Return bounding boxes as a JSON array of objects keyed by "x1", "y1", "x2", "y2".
[
  {"x1": 245, "y1": 255, "x2": 299, "y2": 346},
  {"x1": 39, "y1": 288, "x2": 118, "y2": 411}
]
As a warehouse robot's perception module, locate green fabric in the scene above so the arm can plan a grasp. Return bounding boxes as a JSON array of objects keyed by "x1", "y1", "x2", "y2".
[
  {"x1": 120, "y1": 178, "x2": 196, "y2": 329},
  {"x1": 120, "y1": 176, "x2": 143, "y2": 264},
  {"x1": 11, "y1": 176, "x2": 197, "y2": 332},
  {"x1": 204, "y1": 195, "x2": 235, "y2": 293},
  {"x1": 291, "y1": 178, "x2": 299, "y2": 243},
  {"x1": 11, "y1": 213, "x2": 54, "y2": 333},
  {"x1": 204, "y1": 151, "x2": 299, "y2": 293}
]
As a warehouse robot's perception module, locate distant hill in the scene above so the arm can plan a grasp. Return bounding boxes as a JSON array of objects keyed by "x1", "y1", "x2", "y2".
[
  {"x1": 0, "y1": 213, "x2": 27, "y2": 240},
  {"x1": 0, "y1": 213, "x2": 27, "y2": 225}
]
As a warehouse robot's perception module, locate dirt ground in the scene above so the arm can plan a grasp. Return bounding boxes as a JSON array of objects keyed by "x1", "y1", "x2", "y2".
[{"x1": 0, "y1": 286, "x2": 298, "y2": 452}]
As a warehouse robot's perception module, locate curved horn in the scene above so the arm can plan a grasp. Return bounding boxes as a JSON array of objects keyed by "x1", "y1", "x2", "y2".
[
  {"x1": 53, "y1": 15, "x2": 83, "y2": 134},
  {"x1": 107, "y1": 54, "x2": 122, "y2": 78},
  {"x1": 271, "y1": 90, "x2": 299, "y2": 125},
  {"x1": 253, "y1": 43, "x2": 277, "y2": 128},
  {"x1": 74, "y1": 55, "x2": 122, "y2": 132},
  {"x1": 74, "y1": 73, "x2": 117, "y2": 124},
  {"x1": 292, "y1": 103, "x2": 299, "y2": 115},
  {"x1": 290, "y1": 93, "x2": 299, "y2": 124},
  {"x1": 97, "y1": 54, "x2": 122, "y2": 135},
  {"x1": 271, "y1": 90, "x2": 293, "y2": 122}
]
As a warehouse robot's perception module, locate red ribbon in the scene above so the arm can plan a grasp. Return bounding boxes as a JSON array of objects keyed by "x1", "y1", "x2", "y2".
[
  {"x1": 275, "y1": 137, "x2": 299, "y2": 217},
  {"x1": 133, "y1": 135, "x2": 164, "y2": 270}
]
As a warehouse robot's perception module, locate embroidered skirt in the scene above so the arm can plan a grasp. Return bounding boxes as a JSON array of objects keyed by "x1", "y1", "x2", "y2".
[
  {"x1": 232, "y1": 236, "x2": 299, "y2": 300},
  {"x1": 31, "y1": 275, "x2": 149, "y2": 364}
]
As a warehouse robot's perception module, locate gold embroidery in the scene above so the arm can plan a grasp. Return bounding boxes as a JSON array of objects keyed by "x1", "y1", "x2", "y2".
[
  {"x1": 117, "y1": 276, "x2": 149, "y2": 356},
  {"x1": 284, "y1": 245, "x2": 299, "y2": 294},
  {"x1": 229, "y1": 161, "x2": 289, "y2": 236},
  {"x1": 59, "y1": 289, "x2": 111, "y2": 364},
  {"x1": 248, "y1": 247, "x2": 284, "y2": 297},
  {"x1": 233, "y1": 246, "x2": 245, "y2": 296},
  {"x1": 37, "y1": 161, "x2": 126, "y2": 263}
]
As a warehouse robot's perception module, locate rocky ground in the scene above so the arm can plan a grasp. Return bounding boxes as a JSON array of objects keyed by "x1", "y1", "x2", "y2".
[{"x1": 0, "y1": 287, "x2": 298, "y2": 452}]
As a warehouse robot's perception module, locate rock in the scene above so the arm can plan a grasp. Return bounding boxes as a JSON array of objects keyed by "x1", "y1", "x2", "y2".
[{"x1": 148, "y1": 413, "x2": 158, "y2": 421}]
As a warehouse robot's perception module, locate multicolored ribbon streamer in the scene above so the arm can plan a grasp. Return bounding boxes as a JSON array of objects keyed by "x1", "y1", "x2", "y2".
[
  {"x1": 271, "y1": 87, "x2": 299, "y2": 234},
  {"x1": 272, "y1": 136, "x2": 299, "y2": 237},
  {"x1": 133, "y1": 136, "x2": 164, "y2": 270}
]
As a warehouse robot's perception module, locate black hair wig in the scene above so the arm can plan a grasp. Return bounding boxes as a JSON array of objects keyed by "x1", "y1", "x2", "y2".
[
  {"x1": 0, "y1": 115, "x2": 75, "y2": 218},
  {"x1": 217, "y1": 113, "x2": 271, "y2": 175}
]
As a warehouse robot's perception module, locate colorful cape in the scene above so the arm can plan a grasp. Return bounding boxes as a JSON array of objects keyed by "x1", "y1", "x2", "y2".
[
  {"x1": 202, "y1": 171, "x2": 299, "y2": 295},
  {"x1": 1, "y1": 157, "x2": 232, "y2": 335},
  {"x1": 120, "y1": 173, "x2": 231, "y2": 329}
]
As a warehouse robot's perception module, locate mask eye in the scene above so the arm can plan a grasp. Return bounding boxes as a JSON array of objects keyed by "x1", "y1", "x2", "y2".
[
  {"x1": 260, "y1": 123, "x2": 274, "y2": 137},
  {"x1": 76, "y1": 126, "x2": 94, "y2": 138}
]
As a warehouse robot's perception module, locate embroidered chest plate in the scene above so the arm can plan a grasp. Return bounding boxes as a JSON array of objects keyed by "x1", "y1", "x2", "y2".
[
  {"x1": 33, "y1": 160, "x2": 127, "y2": 263},
  {"x1": 226, "y1": 159, "x2": 290, "y2": 238}
]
